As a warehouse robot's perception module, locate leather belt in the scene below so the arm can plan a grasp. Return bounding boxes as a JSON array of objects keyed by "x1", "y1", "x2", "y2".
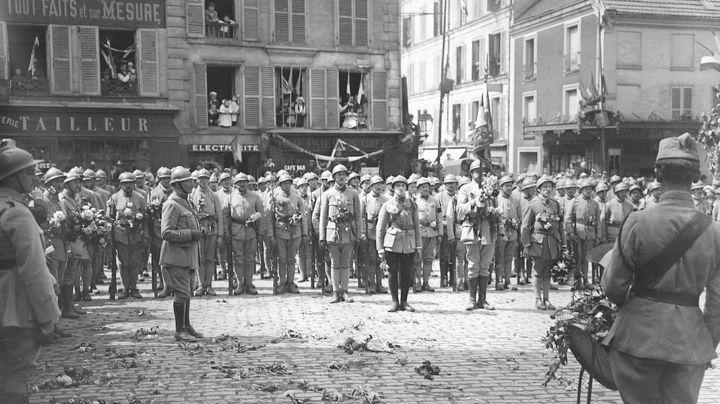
[
  {"x1": 391, "y1": 225, "x2": 415, "y2": 231},
  {"x1": 0, "y1": 257, "x2": 17, "y2": 271},
  {"x1": 635, "y1": 289, "x2": 699, "y2": 307},
  {"x1": 231, "y1": 218, "x2": 249, "y2": 226}
]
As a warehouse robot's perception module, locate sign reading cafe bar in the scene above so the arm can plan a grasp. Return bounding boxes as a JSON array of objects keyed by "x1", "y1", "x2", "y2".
[{"x1": 1, "y1": 0, "x2": 166, "y2": 28}]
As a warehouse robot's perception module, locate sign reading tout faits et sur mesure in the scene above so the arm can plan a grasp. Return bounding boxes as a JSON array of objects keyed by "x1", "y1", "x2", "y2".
[
  {"x1": 0, "y1": 112, "x2": 155, "y2": 135},
  {"x1": 0, "y1": 0, "x2": 166, "y2": 28}
]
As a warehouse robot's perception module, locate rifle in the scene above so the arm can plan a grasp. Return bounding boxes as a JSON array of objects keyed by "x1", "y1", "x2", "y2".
[
  {"x1": 226, "y1": 196, "x2": 234, "y2": 296},
  {"x1": 310, "y1": 226, "x2": 316, "y2": 290},
  {"x1": 150, "y1": 207, "x2": 158, "y2": 298},
  {"x1": 270, "y1": 184, "x2": 279, "y2": 294},
  {"x1": 361, "y1": 193, "x2": 369, "y2": 293},
  {"x1": 108, "y1": 204, "x2": 118, "y2": 300}
]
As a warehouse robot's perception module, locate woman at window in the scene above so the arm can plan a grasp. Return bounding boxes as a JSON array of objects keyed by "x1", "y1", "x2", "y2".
[
  {"x1": 218, "y1": 99, "x2": 233, "y2": 128},
  {"x1": 117, "y1": 63, "x2": 131, "y2": 83},
  {"x1": 230, "y1": 95, "x2": 240, "y2": 126},
  {"x1": 294, "y1": 97, "x2": 306, "y2": 128}
]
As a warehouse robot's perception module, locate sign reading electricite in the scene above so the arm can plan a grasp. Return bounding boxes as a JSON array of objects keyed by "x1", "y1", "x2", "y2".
[
  {"x1": 1, "y1": 0, "x2": 166, "y2": 28},
  {"x1": 190, "y1": 144, "x2": 260, "y2": 152}
]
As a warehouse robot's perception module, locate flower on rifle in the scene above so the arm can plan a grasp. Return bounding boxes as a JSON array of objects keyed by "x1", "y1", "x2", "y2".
[{"x1": 246, "y1": 212, "x2": 262, "y2": 226}]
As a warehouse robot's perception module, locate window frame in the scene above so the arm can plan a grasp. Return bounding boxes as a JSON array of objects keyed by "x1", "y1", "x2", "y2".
[
  {"x1": 671, "y1": 86, "x2": 693, "y2": 120},
  {"x1": 522, "y1": 90, "x2": 537, "y2": 125},
  {"x1": 272, "y1": 0, "x2": 306, "y2": 44},
  {"x1": 336, "y1": 0, "x2": 370, "y2": 48},
  {"x1": 564, "y1": 22, "x2": 581, "y2": 74},
  {"x1": 523, "y1": 35, "x2": 536, "y2": 80},
  {"x1": 562, "y1": 83, "x2": 580, "y2": 120}
]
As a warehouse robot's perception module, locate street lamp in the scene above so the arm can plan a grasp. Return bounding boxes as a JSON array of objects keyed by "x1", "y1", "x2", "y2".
[{"x1": 418, "y1": 110, "x2": 433, "y2": 141}]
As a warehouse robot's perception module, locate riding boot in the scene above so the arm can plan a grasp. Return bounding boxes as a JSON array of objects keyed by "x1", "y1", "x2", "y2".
[
  {"x1": 60, "y1": 285, "x2": 79, "y2": 319},
  {"x1": 184, "y1": 300, "x2": 204, "y2": 338},
  {"x1": 173, "y1": 302, "x2": 194, "y2": 342},
  {"x1": 477, "y1": 275, "x2": 494, "y2": 310},
  {"x1": 465, "y1": 277, "x2": 478, "y2": 311}
]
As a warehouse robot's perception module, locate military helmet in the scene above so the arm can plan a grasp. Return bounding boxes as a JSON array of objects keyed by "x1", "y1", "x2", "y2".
[
  {"x1": 385, "y1": 175, "x2": 395, "y2": 185},
  {"x1": 197, "y1": 168, "x2": 211, "y2": 179},
  {"x1": 156, "y1": 167, "x2": 172, "y2": 179},
  {"x1": 320, "y1": 170, "x2": 332, "y2": 181},
  {"x1": 209, "y1": 173, "x2": 219, "y2": 183},
  {"x1": 132, "y1": 169, "x2": 144, "y2": 179},
  {"x1": 277, "y1": 169, "x2": 289, "y2": 178},
  {"x1": 417, "y1": 177, "x2": 431, "y2": 187},
  {"x1": 332, "y1": 164, "x2": 349, "y2": 176},
  {"x1": 83, "y1": 169, "x2": 96, "y2": 180},
  {"x1": 691, "y1": 181, "x2": 705, "y2": 191},
  {"x1": 96, "y1": 169, "x2": 108, "y2": 178},
  {"x1": 392, "y1": 175, "x2": 408, "y2": 186},
  {"x1": 610, "y1": 175, "x2": 622, "y2": 184},
  {"x1": 408, "y1": 174, "x2": 419, "y2": 185},
  {"x1": 191, "y1": 170, "x2": 199, "y2": 180},
  {"x1": 578, "y1": 179, "x2": 594, "y2": 190},
  {"x1": 219, "y1": 172, "x2": 231, "y2": 182},
  {"x1": 43, "y1": 167, "x2": 66, "y2": 184},
  {"x1": 266, "y1": 174, "x2": 277, "y2": 182},
  {"x1": 443, "y1": 174, "x2": 458, "y2": 184},
  {"x1": 248, "y1": 175, "x2": 257, "y2": 185},
  {"x1": 257, "y1": 176, "x2": 267, "y2": 184},
  {"x1": 499, "y1": 175, "x2": 514, "y2": 187},
  {"x1": 614, "y1": 182, "x2": 629, "y2": 193},
  {"x1": 595, "y1": 181, "x2": 610, "y2": 193},
  {"x1": 556, "y1": 179, "x2": 566, "y2": 190},
  {"x1": 63, "y1": 170, "x2": 82, "y2": 184},
  {"x1": 629, "y1": 183, "x2": 642, "y2": 193},
  {"x1": 170, "y1": 166, "x2": 193, "y2": 185},
  {"x1": 0, "y1": 139, "x2": 43, "y2": 181},
  {"x1": 536, "y1": 175, "x2": 555, "y2": 189},
  {"x1": 521, "y1": 177, "x2": 536, "y2": 190},
  {"x1": 469, "y1": 159, "x2": 482, "y2": 173},
  {"x1": 348, "y1": 172, "x2": 360, "y2": 182},
  {"x1": 278, "y1": 173, "x2": 293, "y2": 184},
  {"x1": 565, "y1": 179, "x2": 577, "y2": 189},
  {"x1": 297, "y1": 178, "x2": 309, "y2": 187},
  {"x1": 304, "y1": 172, "x2": 319, "y2": 181},
  {"x1": 360, "y1": 174, "x2": 371, "y2": 184},
  {"x1": 370, "y1": 175, "x2": 384, "y2": 186},
  {"x1": 118, "y1": 172, "x2": 136, "y2": 183},
  {"x1": 233, "y1": 173, "x2": 249, "y2": 183},
  {"x1": 431, "y1": 177, "x2": 440, "y2": 186},
  {"x1": 646, "y1": 181, "x2": 661, "y2": 193}
]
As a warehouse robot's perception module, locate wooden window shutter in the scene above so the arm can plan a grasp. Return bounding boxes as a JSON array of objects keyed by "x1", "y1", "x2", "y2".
[
  {"x1": 137, "y1": 29, "x2": 159, "y2": 96},
  {"x1": 338, "y1": 0, "x2": 353, "y2": 46},
  {"x1": 309, "y1": 68, "x2": 327, "y2": 128},
  {"x1": 291, "y1": 0, "x2": 306, "y2": 43},
  {"x1": 47, "y1": 25, "x2": 72, "y2": 95},
  {"x1": 186, "y1": 3, "x2": 205, "y2": 38},
  {"x1": 0, "y1": 23, "x2": 7, "y2": 80},
  {"x1": 479, "y1": 38, "x2": 486, "y2": 76},
  {"x1": 274, "y1": 0, "x2": 290, "y2": 43},
  {"x1": 261, "y1": 66, "x2": 276, "y2": 127},
  {"x1": 193, "y1": 63, "x2": 208, "y2": 128},
  {"x1": 500, "y1": 32, "x2": 506, "y2": 74},
  {"x1": 77, "y1": 26, "x2": 100, "y2": 95},
  {"x1": 243, "y1": 0, "x2": 260, "y2": 41},
  {"x1": 372, "y1": 71, "x2": 387, "y2": 129},
  {"x1": 325, "y1": 68, "x2": 339, "y2": 128},
  {"x1": 244, "y1": 65, "x2": 261, "y2": 128},
  {"x1": 355, "y1": 0, "x2": 368, "y2": 47}
]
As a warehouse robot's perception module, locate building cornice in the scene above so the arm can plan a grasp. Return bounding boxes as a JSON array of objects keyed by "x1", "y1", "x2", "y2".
[{"x1": 511, "y1": 4, "x2": 593, "y2": 36}]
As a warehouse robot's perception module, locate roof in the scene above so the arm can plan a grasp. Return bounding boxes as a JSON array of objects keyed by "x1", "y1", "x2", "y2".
[
  {"x1": 603, "y1": 0, "x2": 720, "y2": 19},
  {"x1": 514, "y1": 0, "x2": 586, "y2": 23}
]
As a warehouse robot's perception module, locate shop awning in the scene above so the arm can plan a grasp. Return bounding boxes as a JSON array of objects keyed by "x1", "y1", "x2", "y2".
[{"x1": 419, "y1": 148, "x2": 440, "y2": 163}]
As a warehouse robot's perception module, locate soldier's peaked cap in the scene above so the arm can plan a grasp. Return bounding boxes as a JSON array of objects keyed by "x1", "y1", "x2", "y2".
[{"x1": 656, "y1": 132, "x2": 700, "y2": 163}]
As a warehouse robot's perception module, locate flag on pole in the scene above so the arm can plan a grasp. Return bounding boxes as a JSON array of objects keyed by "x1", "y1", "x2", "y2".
[
  {"x1": 357, "y1": 72, "x2": 365, "y2": 104},
  {"x1": 346, "y1": 70, "x2": 351, "y2": 96},
  {"x1": 281, "y1": 70, "x2": 293, "y2": 94},
  {"x1": 294, "y1": 69, "x2": 302, "y2": 95},
  {"x1": 102, "y1": 38, "x2": 117, "y2": 78},
  {"x1": 27, "y1": 36, "x2": 39, "y2": 77}
]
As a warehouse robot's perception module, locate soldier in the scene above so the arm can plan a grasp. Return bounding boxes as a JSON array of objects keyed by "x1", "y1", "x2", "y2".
[
  {"x1": 209, "y1": 173, "x2": 219, "y2": 192},
  {"x1": 495, "y1": 175, "x2": 521, "y2": 291},
  {"x1": 565, "y1": 179, "x2": 600, "y2": 286},
  {"x1": 628, "y1": 183, "x2": 645, "y2": 211},
  {"x1": 448, "y1": 176, "x2": 470, "y2": 291},
  {"x1": 457, "y1": 160, "x2": 498, "y2": 311},
  {"x1": 215, "y1": 172, "x2": 233, "y2": 281},
  {"x1": 348, "y1": 172, "x2": 360, "y2": 190},
  {"x1": 376, "y1": 175, "x2": 421, "y2": 312},
  {"x1": 607, "y1": 174, "x2": 622, "y2": 201},
  {"x1": 248, "y1": 175, "x2": 258, "y2": 192},
  {"x1": 319, "y1": 164, "x2": 363, "y2": 303},
  {"x1": 150, "y1": 167, "x2": 174, "y2": 297},
  {"x1": 190, "y1": 169, "x2": 224, "y2": 296},
  {"x1": 414, "y1": 177, "x2": 442, "y2": 292},
  {"x1": 555, "y1": 179, "x2": 566, "y2": 201},
  {"x1": 0, "y1": 139, "x2": 60, "y2": 404},
  {"x1": 96, "y1": 169, "x2": 116, "y2": 195},
  {"x1": 644, "y1": 181, "x2": 661, "y2": 210},
  {"x1": 384, "y1": 176, "x2": 395, "y2": 199},
  {"x1": 515, "y1": 177, "x2": 536, "y2": 286},
  {"x1": 602, "y1": 133, "x2": 720, "y2": 404},
  {"x1": 437, "y1": 175, "x2": 458, "y2": 288},
  {"x1": 108, "y1": 173, "x2": 149, "y2": 299},
  {"x1": 359, "y1": 175, "x2": 388, "y2": 294},
  {"x1": 84, "y1": 169, "x2": 110, "y2": 288},
  {"x1": 311, "y1": 170, "x2": 332, "y2": 292},
  {"x1": 160, "y1": 167, "x2": 205, "y2": 342},
  {"x1": 521, "y1": 175, "x2": 563, "y2": 310},
  {"x1": 297, "y1": 178, "x2": 313, "y2": 283},
  {"x1": 133, "y1": 169, "x2": 148, "y2": 200},
  {"x1": 257, "y1": 176, "x2": 267, "y2": 193},
  {"x1": 603, "y1": 182, "x2": 633, "y2": 243},
  {"x1": 560, "y1": 179, "x2": 576, "y2": 220},
  {"x1": 223, "y1": 173, "x2": 265, "y2": 295},
  {"x1": 691, "y1": 181, "x2": 712, "y2": 215},
  {"x1": 407, "y1": 174, "x2": 419, "y2": 199},
  {"x1": 269, "y1": 173, "x2": 307, "y2": 294},
  {"x1": 261, "y1": 174, "x2": 279, "y2": 282},
  {"x1": 431, "y1": 177, "x2": 442, "y2": 195}
]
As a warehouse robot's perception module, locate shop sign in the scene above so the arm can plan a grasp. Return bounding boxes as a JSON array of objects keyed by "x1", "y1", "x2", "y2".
[
  {"x1": 0, "y1": 111, "x2": 160, "y2": 135},
  {"x1": 1, "y1": 0, "x2": 166, "y2": 28},
  {"x1": 190, "y1": 144, "x2": 259, "y2": 153},
  {"x1": 284, "y1": 164, "x2": 306, "y2": 171}
]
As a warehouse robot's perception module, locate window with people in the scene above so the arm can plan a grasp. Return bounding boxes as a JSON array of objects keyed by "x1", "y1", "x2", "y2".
[
  {"x1": 205, "y1": 0, "x2": 237, "y2": 38},
  {"x1": 100, "y1": 30, "x2": 137, "y2": 96},
  {"x1": 338, "y1": 70, "x2": 368, "y2": 129},
  {"x1": 206, "y1": 66, "x2": 240, "y2": 127},
  {"x1": 6, "y1": 24, "x2": 48, "y2": 95},
  {"x1": 275, "y1": 67, "x2": 307, "y2": 128}
]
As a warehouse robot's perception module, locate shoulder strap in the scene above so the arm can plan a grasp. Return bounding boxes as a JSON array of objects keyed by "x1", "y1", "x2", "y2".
[{"x1": 619, "y1": 212, "x2": 712, "y2": 290}]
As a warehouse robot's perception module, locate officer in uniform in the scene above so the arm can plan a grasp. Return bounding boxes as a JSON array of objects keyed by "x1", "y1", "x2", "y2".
[
  {"x1": 437, "y1": 175, "x2": 458, "y2": 288},
  {"x1": 311, "y1": 170, "x2": 332, "y2": 292},
  {"x1": 691, "y1": 181, "x2": 712, "y2": 215},
  {"x1": 495, "y1": 175, "x2": 521, "y2": 291},
  {"x1": 149, "y1": 167, "x2": 173, "y2": 297},
  {"x1": 84, "y1": 169, "x2": 110, "y2": 289},
  {"x1": 457, "y1": 160, "x2": 497, "y2": 311},
  {"x1": 602, "y1": 133, "x2": 720, "y2": 404},
  {"x1": 96, "y1": 169, "x2": 116, "y2": 195},
  {"x1": 359, "y1": 175, "x2": 388, "y2": 294},
  {"x1": 521, "y1": 175, "x2": 563, "y2": 310},
  {"x1": 215, "y1": 172, "x2": 233, "y2": 281},
  {"x1": 447, "y1": 176, "x2": 469, "y2": 291},
  {"x1": 223, "y1": 173, "x2": 265, "y2": 295},
  {"x1": 414, "y1": 177, "x2": 442, "y2": 292},
  {"x1": 190, "y1": 169, "x2": 224, "y2": 296},
  {"x1": 108, "y1": 172, "x2": 149, "y2": 299},
  {"x1": 269, "y1": 173, "x2": 307, "y2": 294},
  {"x1": 565, "y1": 179, "x2": 600, "y2": 286},
  {"x1": 319, "y1": 165, "x2": 363, "y2": 303},
  {"x1": 603, "y1": 182, "x2": 633, "y2": 243},
  {"x1": 261, "y1": 174, "x2": 278, "y2": 282},
  {"x1": 132, "y1": 169, "x2": 148, "y2": 200},
  {"x1": 297, "y1": 177, "x2": 313, "y2": 283},
  {"x1": 376, "y1": 176, "x2": 421, "y2": 312},
  {"x1": 161, "y1": 167, "x2": 204, "y2": 342},
  {"x1": 0, "y1": 140, "x2": 60, "y2": 403},
  {"x1": 59, "y1": 171, "x2": 94, "y2": 304},
  {"x1": 516, "y1": 177, "x2": 536, "y2": 286},
  {"x1": 209, "y1": 173, "x2": 219, "y2": 193},
  {"x1": 384, "y1": 176, "x2": 395, "y2": 199}
]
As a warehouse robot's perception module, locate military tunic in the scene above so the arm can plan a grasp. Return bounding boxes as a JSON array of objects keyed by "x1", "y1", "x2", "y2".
[
  {"x1": 43, "y1": 189, "x2": 70, "y2": 285},
  {"x1": 222, "y1": 189, "x2": 265, "y2": 291},
  {"x1": 564, "y1": 196, "x2": 600, "y2": 281},
  {"x1": 603, "y1": 196, "x2": 633, "y2": 243},
  {"x1": 149, "y1": 183, "x2": 173, "y2": 289},
  {"x1": 359, "y1": 190, "x2": 388, "y2": 290},
  {"x1": 269, "y1": 187, "x2": 307, "y2": 289},
  {"x1": 415, "y1": 194, "x2": 443, "y2": 285},
  {"x1": 495, "y1": 192, "x2": 521, "y2": 286},
  {"x1": 107, "y1": 190, "x2": 148, "y2": 293},
  {"x1": 319, "y1": 185, "x2": 362, "y2": 292},
  {"x1": 160, "y1": 192, "x2": 201, "y2": 302},
  {"x1": 189, "y1": 186, "x2": 224, "y2": 291},
  {"x1": 456, "y1": 180, "x2": 497, "y2": 279}
]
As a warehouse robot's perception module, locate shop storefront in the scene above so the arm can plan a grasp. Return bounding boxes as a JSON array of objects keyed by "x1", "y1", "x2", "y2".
[
  {"x1": 186, "y1": 141, "x2": 262, "y2": 176},
  {"x1": 0, "y1": 106, "x2": 180, "y2": 179}
]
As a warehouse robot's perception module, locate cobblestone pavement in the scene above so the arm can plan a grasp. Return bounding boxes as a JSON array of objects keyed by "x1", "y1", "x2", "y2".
[{"x1": 30, "y1": 270, "x2": 720, "y2": 404}]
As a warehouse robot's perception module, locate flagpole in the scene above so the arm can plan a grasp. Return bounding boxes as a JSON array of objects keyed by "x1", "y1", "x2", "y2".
[
  {"x1": 436, "y1": 0, "x2": 449, "y2": 169},
  {"x1": 596, "y1": 8, "x2": 606, "y2": 172}
]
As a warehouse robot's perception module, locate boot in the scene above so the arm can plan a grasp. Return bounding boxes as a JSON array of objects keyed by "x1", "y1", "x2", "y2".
[
  {"x1": 534, "y1": 277, "x2": 544, "y2": 310},
  {"x1": 173, "y1": 302, "x2": 195, "y2": 342},
  {"x1": 330, "y1": 290, "x2": 342, "y2": 304},
  {"x1": 457, "y1": 279, "x2": 466, "y2": 291},
  {"x1": 286, "y1": 282, "x2": 300, "y2": 294},
  {"x1": 465, "y1": 277, "x2": 478, "y2": 311},
  {"x1": 184, "y1": 301, "x2": 204, "y2": 338},
  {"x1": 205, "y1": 286, "x2": 217, "y2": 296},
  {"x1": 477, "y1": 276, "x2": 494, "y2": 310},
  {"x1": 375, "y1": 284, "x2": 388, "y2": 294},
  {"x1": 54, "y1": 324, "x2": 72, "y2": 338},
  {"x1": 245, "y1": 283, "x2": 258, "y2": 295},
  {"x1": 342, "y1": 290, "x2": 354, "y2": 303},
  {"x1": 195, "y1": 287, "x2": 205, "y2": 297},
  {"x1": 388, "y1": 301, "x2": 401, "y2": 312},
  {"x1": 158, "y1": 288, "x2": 172, "y2": 298},
  {"x1": 232, "y1": 286, "x2": 244, "y2": 296},
  {"x1": 422, "y1": 281, "x2": 435, "y2": 292},
  {"x1": 401, "y1": 302, "x2": 415, "y2": 312},
  {"x1": 60, "y1": 286, "x2": 79, "y2": 319}
]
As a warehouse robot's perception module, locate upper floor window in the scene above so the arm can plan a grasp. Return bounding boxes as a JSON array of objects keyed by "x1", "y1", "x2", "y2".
[
  {"x1": 206, "y1": 66, "x2": 238, "y2": 127},
  {"x1": 455, "y1": 45, "x2": 464, "y2": 84},
  {"x1": 671, "y1": 34, "x2": 694, "y2": 70},
  {"x1": 671, "y1": 86, "x2": 693, "y2": 120},
  {"x1": 487, "y1": 0, "x2": 501, "y2": 12},
  {"x1": 100, "y1": 29, "x2": 137, "y2": 96},
  {"x1": 563, "y1": 86, "x2": 579, "y2": 120},
  {"x1": 276, "y1": 67, "x2": 308, "y2": 128},
  {"x1": 338, "y1": 0, "x2": 368, "y2": 47},
  {"x1": 471, "y1": 39, "x2": 484, "y2": 81},
  {"x1": 205, "y1": 0, "x2": 238, "y2": 39},
  {"x1": 402, "y1": 16, "x2": 412, "y2": 48},
  {"x1": 274, "y1": 0, "x2": 305, "y2": 43},
  {"x1": 524, "y1": 37, "x2": 536, "y2": 80},
  {"x1": 7, "y1": 24, "x2": 48, "y2": 95},
  {"x1": 564, "y1": 24, "x2": 580, "y2": 73},
  {"x1": 187, "y1": 0, "x2": 257, "y2": 41},
  {"x1": 488, "y1": 33, "x2": 502, "y2": 77},
  {"x1": 433, "y1": 1, "x2": 443, "y2": 37},
  {"x1": 523, "y1": 92, "x2": 537, "y2": 124},
  {"x1": 339, "y1": 70, "x2": 368, "y2": 129}
]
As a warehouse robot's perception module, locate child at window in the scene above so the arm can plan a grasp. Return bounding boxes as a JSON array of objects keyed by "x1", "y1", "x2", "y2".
[
  {"x1": 230, "y1": 95, "x2": 240, "y2": 126},
  {"x1": 127, "y1": 61, "x2": 137, "y2": 82},
  {"x1": 206, "y1": 2, "x2": 219, "y2": 21},
  {"x1": 220, "y1": 15, "x2": 235, "y2": 36},
  {"x1": 294, "y1": 96, "x2": 306, "y2": 127},
  {"x1": 218, "y1": 99, "x2": 232, "y2": 128},
  {"x1": 117, "y1": 63, "x2": 131, "y2": 83}
]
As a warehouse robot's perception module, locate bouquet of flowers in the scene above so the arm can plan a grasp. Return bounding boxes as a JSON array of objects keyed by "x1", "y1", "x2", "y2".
[
  {"x1": 542, "y1": 287, "x2": 616, "y2": 387},
  {"x1": 194, "y1": 195, "x2": 212, "y2": 221},
  {"x1": 146, "y1": 197, "x2": 163, "y2": 220},
  {"x1": 68, "y1": 205, "x2": 112, "y2": 248},
  {"x1": 537, "y1": 208, "x2": 561, "y2": 231},
  {"x1": 474, "y1": 174, "x2": 499, "y2": 208},
  {"x1": 116, "y1": 202, "x2": 144, "y2": 230},
  {"x1": 245, "y1": 212, "x2": 263, "y2": 227},
  {"x1": 505, "y1": 217, "x2": 521, "y2": 232},
  {"x1": 329, "y1": 206, "x2": 354, "y2": 223},
  {"x1": 46, "y1": 210, "x2": 69, "y2": 240},
  {"x1": 551, "y1": 249, "x2": 575, "y2": 285},
  {"x1": 585, "y1": 215, "x2": 597, "y2": 228},
  {"x1": 276, "y1": 211, "x2": 302, "y2": 231}
]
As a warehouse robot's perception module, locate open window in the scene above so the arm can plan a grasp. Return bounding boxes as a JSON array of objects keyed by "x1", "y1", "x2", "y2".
[
  {"x1": 205, "y1": 0, "x2": 237, "y2": 39},
  {"x1": 206, "y1": 66, "x2": 238, "y2": 127},
  {"x1": 488, "y1": 33, "x2": 501, "y2": 77},
  {"x1": 338, "y1": 70, "x2": 368, "y2": 129},
  {"x1": 7, "y1": 24, "x2": 48, "y2": 95},
  {"x1": 275, "y1": 67, "x2": 307, "y2": 128},
  {"x1": 99, "y1": 29, "x2": 137, "y2": 96}
]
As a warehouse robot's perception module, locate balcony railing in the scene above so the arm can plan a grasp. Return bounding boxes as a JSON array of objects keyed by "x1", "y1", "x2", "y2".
[
  {"x1": 206, "y1": 21, "x2": 239, "y2": 39},
  {"x1": 102, "y1": 79, "x2": 137, "y2": 96},
  {"x1": 564, "y1": 52, "x2": 581, "y2": 73},
  {"x1": 9, "y1": 77, "x2": 49, "y2": 95},
  {"x1": 523, "y1": 62, "x2": 536, "y2": 80}
]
